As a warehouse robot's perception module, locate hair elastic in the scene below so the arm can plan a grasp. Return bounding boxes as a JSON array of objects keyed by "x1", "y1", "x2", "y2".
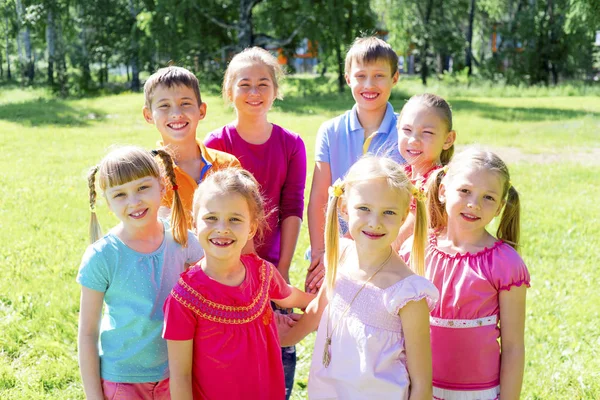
[
  {"x1": 328, "y1": 179, "x2": 344, "y2": 198},
  {"x1": 442, "y1": 165, "x2": 449, "y2": 174},
  {"x1": 411, "y1": 186, "x2": 426, "y2": 202},
  {"x1": 172, "y1": 185, "x2": 179, "y2": 191},
  {"x1": 508, "y1": 180, "x2": 513, "y2": 188},
  {"x1": 89, "y1": 205, "x2": 96, "y2": 213}
]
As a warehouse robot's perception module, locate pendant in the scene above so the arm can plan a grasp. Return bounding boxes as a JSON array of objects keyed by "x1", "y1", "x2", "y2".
[{"x1": 322, "y1": 337, "x2": 332, "y2": 367}]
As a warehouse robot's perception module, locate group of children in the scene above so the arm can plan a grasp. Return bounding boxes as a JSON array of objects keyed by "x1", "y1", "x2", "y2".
[{"x1": 77, "y1": 36, "x2": 529, "y2": 400}]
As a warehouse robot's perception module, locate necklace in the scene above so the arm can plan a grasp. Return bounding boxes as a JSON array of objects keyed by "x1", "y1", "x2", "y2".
[{"x1": 322, "y1": 248, "x2": 393, "y2": 367}]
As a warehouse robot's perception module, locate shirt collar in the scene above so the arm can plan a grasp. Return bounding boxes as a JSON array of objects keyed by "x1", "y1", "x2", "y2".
[{"x1": 349, "y1": 102, "x2": 396, "y2": 135}]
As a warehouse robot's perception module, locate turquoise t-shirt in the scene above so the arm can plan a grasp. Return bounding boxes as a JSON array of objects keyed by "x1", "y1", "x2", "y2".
[{"x1": 77, "y1": 221, "x2": 203, "y2": 383}]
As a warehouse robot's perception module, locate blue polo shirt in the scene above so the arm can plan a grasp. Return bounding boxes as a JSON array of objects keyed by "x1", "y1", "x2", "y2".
[{"x1": 315, "y1": 102, "x2": 405, "y2": 182}]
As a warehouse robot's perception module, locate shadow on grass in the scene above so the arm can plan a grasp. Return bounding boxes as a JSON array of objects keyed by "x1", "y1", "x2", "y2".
[
  {"x1": 0, "y1": 98, "x2": 105, "y2": 127},
  {"x1": 451, "y1": 99, "x2": 599, "y2": 122}
]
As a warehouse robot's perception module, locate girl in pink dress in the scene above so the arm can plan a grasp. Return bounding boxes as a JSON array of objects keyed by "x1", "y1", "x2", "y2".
[
  {"x1": 394, "y1": 93, "x2": 457, "y2": 250},
  {"x1": 403, "y1": 148, "x2": 529, "y2": 400},
  {"x1": 162, "y1": 168, "x2": 314, "y2": 400},
  {"x1": 280, "y1": 156, "x2": 438, "y2": 400}
]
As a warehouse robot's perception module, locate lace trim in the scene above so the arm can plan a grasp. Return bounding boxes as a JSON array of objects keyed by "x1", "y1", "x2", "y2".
[
  {"x1": 428, "y1": 234, "x2": 504, "y2": 259},
  {"x1": 498, "y1": 280, "x2": 530, "y2": 292},
  {"x1": 430, "y1": 315, "x2": 497, "y2": 328}
]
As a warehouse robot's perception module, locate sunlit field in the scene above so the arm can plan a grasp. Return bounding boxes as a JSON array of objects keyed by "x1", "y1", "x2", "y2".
[{"x1": 1, "y1": 78, "x2": 599, "y2": 399}]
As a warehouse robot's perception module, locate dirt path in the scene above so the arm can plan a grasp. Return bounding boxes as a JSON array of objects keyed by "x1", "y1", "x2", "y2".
[{"x1": 455, "y1": 145, "x2": 600, "y2": 166}]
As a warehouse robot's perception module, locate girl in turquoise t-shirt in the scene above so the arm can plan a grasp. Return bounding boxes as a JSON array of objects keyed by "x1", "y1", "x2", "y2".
[{"x1": 77, "y1": 146, "x2": 203, "y2": 399}]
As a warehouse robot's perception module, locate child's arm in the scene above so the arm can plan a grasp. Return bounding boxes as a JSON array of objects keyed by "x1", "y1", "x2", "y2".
[
  {"x1": 167, "y1": 340, "x2": 194, "y2": 400},
  {"x1": 398, "y1": 299, "x2": 433, "y2": 400},
  {"x1": 277, "y1": 216, "x2": 302, "y2": 283},
  {"x1": 499, "y1": 286, "x2": 527, "y2": 400},
  {"x1": 272, "y1": 285, "x2": 316, "y2": 310},
  {"x1": 77, "y1": 287, "x2": 105, "y2": 400},
  {"x1": 279, "y1": 286, "x2": 328, "y2": 347},
  {"x1": 305, "y1": 161, "x2": 331, "y2": 293}
]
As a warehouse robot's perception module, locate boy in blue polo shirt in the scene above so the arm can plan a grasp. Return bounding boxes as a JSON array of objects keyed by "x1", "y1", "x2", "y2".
[{"x1": 305, "y1": 36, "x2": 403, "y2": 293}]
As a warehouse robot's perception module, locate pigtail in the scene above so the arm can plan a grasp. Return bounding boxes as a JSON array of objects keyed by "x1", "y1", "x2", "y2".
[
  {"x1": 426, "y1": 168, "x2": 448, "y2": 232},
  {"x1": 497, "y1": 185, "x2": 521, "y2": 252},
  {"x1": 324, "y1": 183, "x2": 344, "y2": 296},
  {"x1": 88, "y1": 165, "x2": 103, "y2": 244},
  {"x1": 411, "y1": 192, "x2": 427, "y2": 276},
  {"x1": 153, "y1": 149, "x2": 188, "y2": 247}
]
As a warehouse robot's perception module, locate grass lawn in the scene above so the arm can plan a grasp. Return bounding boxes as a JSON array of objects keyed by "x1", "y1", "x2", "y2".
[{"x1": 0, "y1": 78, "x2": 599, "y2": 399}]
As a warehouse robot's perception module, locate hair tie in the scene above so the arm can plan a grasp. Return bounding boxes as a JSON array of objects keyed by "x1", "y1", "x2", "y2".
[
  {"x1": 411, "y1": 186, "x2": 426, "y2": 202},
  {"x1": 442, "y1": 165, "x2": 449, "y2": 174},
  {"x1": 508, "y1": 180, "x2": 513, "y2": 188},
  {"x1": 172, "y1": 185, "x2": 178, "y2": 191},
  {"x1": 328, "y1": 179, "x2": 344, "y2": 198},
  {"x1": 150, "y1": 149, "x2": 159, "y2": 157},
  {"x1": 89, "y1": 205, "x2": 96, "y2": 213}
]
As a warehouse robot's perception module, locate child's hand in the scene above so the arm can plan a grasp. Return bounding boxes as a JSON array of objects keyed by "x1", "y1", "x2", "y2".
[
  {"x1": 305, "y1": 252, "x2": 325, "y2": 294},
  {"x1": 275, "y1": 311, "x2": 301, "y2": 338}
]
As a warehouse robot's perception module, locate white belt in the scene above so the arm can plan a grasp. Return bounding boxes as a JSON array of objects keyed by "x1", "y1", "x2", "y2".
[{"x1": 430, "y1": 314, "x2": 498, "y2": 328}]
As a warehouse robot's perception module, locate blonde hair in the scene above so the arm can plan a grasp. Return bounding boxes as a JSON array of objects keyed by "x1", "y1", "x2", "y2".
[
  {"x1": 399, "y1": 93, "x2": 455, "y2": 165},
  {"x1": 345, "y1": 36, "x2": 399, "y2": 76},
  {"x1": 325, "y1": 156, "x2": 428, "y2": 292},
  {"x1": 192, "y1": 167, "x2": 268, "y2": 241},
  {"x1": 222, "y1": 47, "x2": 284, "y2": 104},
  {"x1": 427, "y1": 148, "x2": 521, "y2": 250},
  {"x1": 87, "y1": 146, "x2": 189, "y2": 247},
  {"x1": 143, "y1": 66, "x2": 202, "y2": 108}
]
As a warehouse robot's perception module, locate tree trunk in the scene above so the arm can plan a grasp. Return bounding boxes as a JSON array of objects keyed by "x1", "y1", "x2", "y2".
[
  {"x1": 128, "y1": 0, "x2": 140, "y2": 91},
  {"x1": 5, "y1": 14, "x2": 11, "y2": 80},
  {"x1": 15, "y1": 0, "x2": 33, "y2": 84},
  {"x1": 335, "y1": 40, "x2": 344, "y2": 93},
  {"x1": 46, "y1": 9, "x2": 56, "y2": 86},
  {"x1": 238, "y1": 0, "x2": 256, "y2": 48},
  {"x1": 466, "y1": 0, "x2": 476, "y2": 76},
  {"x1": 55, "y1": 22, "x2": 68, "y2": 97},
  {"x1": 420, "y1": 0, "x2": 435, "y2": 85},
  {"x1": 77, "y1": 5, "x2": 91, "y2": 91}
]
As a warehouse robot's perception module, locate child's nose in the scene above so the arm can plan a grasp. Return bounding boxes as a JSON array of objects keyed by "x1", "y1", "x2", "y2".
[
  {"x1": 467, "y1": 198, "x2": 481, "y2": 210},
  {"x1": 170, "y1": 105, "x2": 183, "y2": 118}
]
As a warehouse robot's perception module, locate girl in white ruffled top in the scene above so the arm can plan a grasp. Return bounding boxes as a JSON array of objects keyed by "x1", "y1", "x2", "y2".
[{"x1": 279, "y1": 156, "x2": 438, "y2": 400}]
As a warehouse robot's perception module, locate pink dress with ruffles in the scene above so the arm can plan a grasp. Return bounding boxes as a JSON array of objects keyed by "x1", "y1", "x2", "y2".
[
  {"x1": 162, "y1": 254, "x2": 292, "y2": 400},
  {"x1": 403, "y1": 235, "x2": 530, "y2": 398}
]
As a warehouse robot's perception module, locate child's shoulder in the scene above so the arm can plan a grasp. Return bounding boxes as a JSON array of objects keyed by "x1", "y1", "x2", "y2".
[
  {"x1": 199, "y1": 140, "x2": 239, "y2": 166},
  {"x1": 318, "y1": 108, "x2": 356, "y2": 134},
  {"x1": 384, "y1": 274, "x2": 439, "y2": 314}
]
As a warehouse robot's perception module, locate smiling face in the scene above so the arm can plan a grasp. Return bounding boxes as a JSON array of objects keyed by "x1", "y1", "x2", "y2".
[
  {"x1": 440, "y1": 168, "x2": 505, "y2": 235},
  {"x1": 194, "y1": 189, "x2": 256, "y2": 263},
  {"x1": 105, "y1": 176, "x2": 164, "y2": 232},
  {"x1": 344, "y1": 178, "x2": 408, "y2": 253},
  {"x1": 345, "y1": 59, "x2": 399, "y2": 114},
  {"x1": 398, "y1": 103, "x2": 455, "y2": 171},
  {"x1": 143, "y1": 84, "x2": 206, "y2": 145},
  {"x1": 229, "y1": 64, "x2": 277, "y2": 119}
]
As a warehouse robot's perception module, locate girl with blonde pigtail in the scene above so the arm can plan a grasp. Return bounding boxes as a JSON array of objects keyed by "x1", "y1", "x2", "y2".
[
  {"x1": 77, "y1": 146, "x2": 203, "y2": 400},
  {"x1": 279, "y1": 155, "x2": 438, "y2": 400},
  {"x1": 401, "y1": 147, "x2": 529, "y2": 400}
]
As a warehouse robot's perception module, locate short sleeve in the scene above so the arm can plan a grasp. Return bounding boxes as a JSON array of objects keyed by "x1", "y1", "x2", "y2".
[
  {"x1": 204, "y1": 129, "x2": 226, "y2": 152},
  {"x1": 185, "y1": 231, "x2": 204, "y2": 264},
  {"x1": 492, "y1": 245, "x2": 531, "y2": 292},
  {"x1": 314, "y1": 121, "x2": 331, "y2": 163},
  {"x1": 383, "y1": 275, "x2": 439, "y2": 315},
  {"x1": 162, "y1": 284, "x2": 197, "y2": 341},
  {"x1": 279, "y1": 132, "x2": 307, "y2": 221},
  {"x1": 268, "y1": 263, "x2": 292, "y2": 301},
  {"x1": 76, "y1": 245, "x2": 109, "y2": 292}
]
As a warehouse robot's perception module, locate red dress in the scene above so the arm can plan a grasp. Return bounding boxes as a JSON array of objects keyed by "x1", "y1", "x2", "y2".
[{"x1": 163, "y1": 254, "x2": 292, "y2": 400}]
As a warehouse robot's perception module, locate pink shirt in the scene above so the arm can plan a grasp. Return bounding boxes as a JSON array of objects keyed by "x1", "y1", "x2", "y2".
[
  {"x1": 162, "y1": 254, "x2": 292, "y2": 400},
  {"x1": 205, "y1": 124, "x2": 307, "y2": 265},
  {"x1": 401, "y1": 235, "x2": 530, "y2": 391}
]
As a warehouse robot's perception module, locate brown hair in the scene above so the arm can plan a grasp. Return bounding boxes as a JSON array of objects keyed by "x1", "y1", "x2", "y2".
[
  {"x1": 222, "y1": 47, "x2": 284, "y2": 104},
  {"x1": 400, "y1": 93, "x2": 455, "y2": 165},
  {"x1": 427, "y1": 148, "x2": 521, "y2": 250},
  {"x1": 325, "y1": 156, "x2": 428, "y2": 293},
  {"x1": 192, "y1": 167, "x2": 268, "y2": 241},
  {"x1": 143, "y1": 66, "x2": 202, "y2": 108},
  {"x1": 345, "y1": 36, "x2": 399, "y2": 76},
  {"x1": 87, "y1": 146, "x2": 189, "y2": 247}
]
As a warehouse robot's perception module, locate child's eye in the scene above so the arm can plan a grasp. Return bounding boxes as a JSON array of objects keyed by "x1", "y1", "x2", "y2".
[
  {"x1": 459, "y1": 188, "x2": 469, "y2": 194},
  {"x1": 230, "y1": 217, "x2": 242, "y2": 222},
  {"x1": 204, "y1": 216, "x2": 218, "y2": 221},
  {"x1": 357, "y1": 206, "x2": 369, "y2": 212},
  {"x1": 484, "y1": 195, "x2": 496, "y2": 201},
  {"x1": 113, "y1": 193, "x2": 125, "y2": 198},
  {"x1": 158, "y1": 104, "x2": 169, "y2": 108},
  {"x1": 424, "y1": 130, "x2": 434, "y2": 135},
  {"x1": 139, "y1": 185, "x2": 149, "y2": 191},
  {"x1": 383, "y1": 210, "x2": 396, "y2": 215}
]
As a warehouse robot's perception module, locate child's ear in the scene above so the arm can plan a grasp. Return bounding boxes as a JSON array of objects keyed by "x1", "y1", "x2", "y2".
[
  {"x1": 198, "y1": 102, "x2": 207, "y2": 121},
  {"x1": 142, "y1": 106, "x2": 154, "y2": 124},
  {"x1": 392, "y1": 70, "x2": 399, "y2": 85},
  {"x1": 443, "y1": 130, "x2": 456, "y2": 150},
  {"x1": 339, "y1": 198, "x2": 349, "y2": 221},
  {"x1": 345, "y1": 73, "x2": 351, "y2": 86},
  {"x1": 248, "y1": 222, "x2": 258, "y2": 241},
  {"x1": 438, "y1": 183, "x2": 447, "y2": 203}
]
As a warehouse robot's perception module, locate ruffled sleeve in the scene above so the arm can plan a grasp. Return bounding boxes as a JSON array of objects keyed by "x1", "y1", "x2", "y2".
[
  {"x1": 490, "y1": 243, "x2": 531, "y2": 292},
  {"x1": 383, "y1": 275, "x2": 439, "y2": 315}
]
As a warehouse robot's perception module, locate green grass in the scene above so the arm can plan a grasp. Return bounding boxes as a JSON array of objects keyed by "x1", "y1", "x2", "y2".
[{"x1": 0, "y1": 79, "x2": 599, "y2": 399}]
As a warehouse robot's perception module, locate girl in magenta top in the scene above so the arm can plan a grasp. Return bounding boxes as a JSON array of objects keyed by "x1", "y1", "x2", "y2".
[
  {"x1": 205, "y1": 47, "x2": 306, "y2": 284},
  {"x1": 163, "y1": 168, "x2": 314, "y2": 400},
  {"x1": 402, "y1": 148, "x2": 530, "y2": 400}
]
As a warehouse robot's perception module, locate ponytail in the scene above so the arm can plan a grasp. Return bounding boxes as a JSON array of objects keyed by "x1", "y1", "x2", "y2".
[
  {"x1": 88, "y1": 165, "x2": 103, "y2": 244},
  {"x1": 426, "y1": 168, "x2": 448, "y2": 232},
  {"x1": 440, "y1": 144, "x2": 454, "y2": 166},
  {"x1": 411, "y1": 192, "x2": 427, "y2": 276},
  {"x1": 324, "y1": 183, "x2": 344, "y2": 296},
  {"x1": 153, "y1": 149, "x2": 188, "y2": 247},
  {"x1": 497, "y1": 185, "x2": 521, "y2": 251}
]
